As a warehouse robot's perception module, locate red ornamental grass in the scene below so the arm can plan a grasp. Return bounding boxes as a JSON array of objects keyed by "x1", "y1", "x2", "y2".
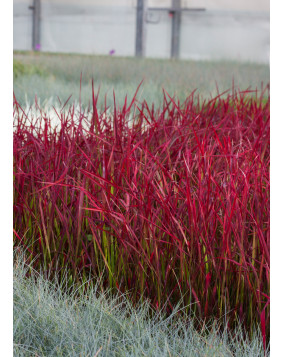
[{"x1": 13, "y1": 85, "x2": 270, "y2": 342}]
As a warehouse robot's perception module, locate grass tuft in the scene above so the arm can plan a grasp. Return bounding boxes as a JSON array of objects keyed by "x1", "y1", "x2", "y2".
[{"x1": 14, "y1": 247, "x2": 269, "y2": 356}]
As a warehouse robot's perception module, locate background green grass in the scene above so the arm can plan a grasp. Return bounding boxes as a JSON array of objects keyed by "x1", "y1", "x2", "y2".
[{"x1": 13, "y1": 51, "x2": 269, "y2": 109}]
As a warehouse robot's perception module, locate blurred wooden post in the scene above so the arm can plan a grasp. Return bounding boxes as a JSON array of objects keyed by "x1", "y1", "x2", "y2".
[
  {"x1": 29, "y1": 0, "x2": 41, "y2": 51},
  {"x1": 147, "y1": 4, "x2": 205, "y2": 60},
  {"x1": 171, "y1": 0, "x2": 181, "y2": 59},
  {"x1": 135, "y1": 0, "x2": 147, "y2": 57}
]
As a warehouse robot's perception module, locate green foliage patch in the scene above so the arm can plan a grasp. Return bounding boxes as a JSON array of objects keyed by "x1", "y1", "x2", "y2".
[{"x1": 13, "y1": 59, "x2": 47, "y2": 79}]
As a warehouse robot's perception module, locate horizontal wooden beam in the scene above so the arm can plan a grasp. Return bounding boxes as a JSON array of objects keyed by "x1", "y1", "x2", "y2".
[{"x1": 148, "y1": 7, "x2": 206, "y2": 12}]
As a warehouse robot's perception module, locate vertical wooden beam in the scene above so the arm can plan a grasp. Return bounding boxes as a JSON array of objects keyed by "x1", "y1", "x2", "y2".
[
  {"x1": 32, "y1": 0, "x2": 41, "y2": 51},
  {"x1": 135, "y1": 0, "x2": 147, "y2": 57},
  {"x1": 171, "y1": 0, "x2": 181, "y2": 59}
]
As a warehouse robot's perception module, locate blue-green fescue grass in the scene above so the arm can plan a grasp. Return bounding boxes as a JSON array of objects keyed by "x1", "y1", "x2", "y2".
[
  {"x1": 13, "y1": 51, "x2": 269, "y2": 109},
  {"x1": 14, "y1": 248, "x2": 269, "y2": 357}
]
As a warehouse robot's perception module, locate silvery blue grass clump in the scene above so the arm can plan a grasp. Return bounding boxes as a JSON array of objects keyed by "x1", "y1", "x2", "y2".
[{"x1": 14, "y1": 248, "x2": 268, "y2": 357}]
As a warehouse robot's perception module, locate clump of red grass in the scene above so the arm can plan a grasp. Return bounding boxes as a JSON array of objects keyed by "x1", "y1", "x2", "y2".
[{"x1": 13, "y1": 84, "x2": 269, "y2": 347}]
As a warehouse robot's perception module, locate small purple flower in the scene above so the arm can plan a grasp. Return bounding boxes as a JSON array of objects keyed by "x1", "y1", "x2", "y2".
[
  {"x1": 109, "y1": 49, "x2": 115, "y2": 56},
  {"x1": 35, "y1": 43, "x2": 41, "y2": 51}
]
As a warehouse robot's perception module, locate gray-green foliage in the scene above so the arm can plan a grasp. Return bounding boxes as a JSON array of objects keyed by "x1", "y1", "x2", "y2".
[
  {"x1": 14, "y1": 248, "x2": 269, "y2": 357},
  {"x1": 13, "y1": 52, "x2": 269, "y2": 109}
]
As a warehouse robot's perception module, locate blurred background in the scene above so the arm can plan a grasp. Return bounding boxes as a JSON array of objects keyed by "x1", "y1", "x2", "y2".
[
  {"x1": 14, "y1": 0, "x2": 269, "y2": 63},
  {"x1": 13, "y1": 0, "x2": 270, "y2": 108}
]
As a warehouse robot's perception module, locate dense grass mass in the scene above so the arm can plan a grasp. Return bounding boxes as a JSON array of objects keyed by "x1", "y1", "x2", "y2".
[
  {"x1": 13, "y1": 51, "x2": 269, "y2": 108},
  {"x1": 14, "y1": 248, "x2": 269, "y2": 356},
  {"x1": 13, "y1": 82, "x2": 270, "y2": 351}
]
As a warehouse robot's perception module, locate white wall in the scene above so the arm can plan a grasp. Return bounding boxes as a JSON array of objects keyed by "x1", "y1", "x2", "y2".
[
  {"x1": 40, "y1": 2, "x2": 136, "y2": 56},
  {"x1": 13, "y1": 0, "x2": 270, "y2": 63},
  {"x1": 179, "y1": 11, "x2": 269, "y2": 63},
  {"x1": 182, "y1": 0, "x2": 269, "y2": 12},
  {"x1": 13, "y1": 0, "x2": 33, "y2": 50}
]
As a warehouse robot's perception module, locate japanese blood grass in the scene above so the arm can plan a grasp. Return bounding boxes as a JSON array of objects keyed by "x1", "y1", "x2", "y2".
[
  {"x1": 13, "y1": 85, "x2": 270, "y2": 349},
  {"x1": 14, "y1": 247, "x2": 268, "y2": 356}
]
